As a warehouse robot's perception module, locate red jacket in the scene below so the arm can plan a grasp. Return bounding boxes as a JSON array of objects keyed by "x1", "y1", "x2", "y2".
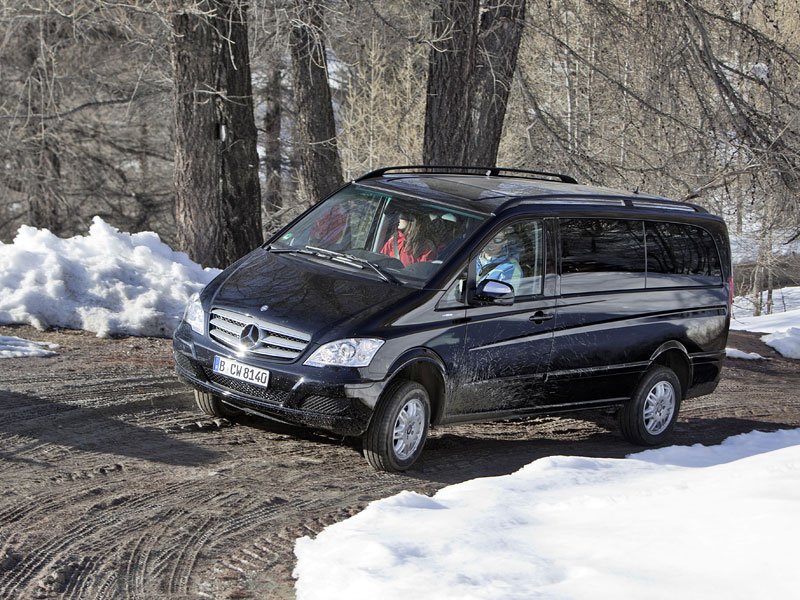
[{"x1": 380, "y1": 231, "x2": 433, "y2": 266}]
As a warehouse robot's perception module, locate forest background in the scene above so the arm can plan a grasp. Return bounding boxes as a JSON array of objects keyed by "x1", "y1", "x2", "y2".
[{"x1": 1, "y1": 0, "x2": 798, "y2": 313}]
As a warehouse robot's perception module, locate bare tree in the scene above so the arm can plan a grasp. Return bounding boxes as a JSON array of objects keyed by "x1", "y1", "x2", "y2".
[
  {"x1": 262, "y1": 65, "x2": 283, "y2": 214},
  {"x1": 289, "y1": 0, "x2": 343, "y2": 203},
  {"x1": 423, "y1": 0, "x2": 526, "y2": 166},
  {"x1": 504, "y1": 0, "x2": 799, "y2": 308},
  {"x1": 21, "y1": 18, "x2": 68, "y2": 233},
  {"x1": 0, "y1": 1, "x2": 175, "y2": 242},
  {"x1": 423, "y1": 0, "x2": 479, "y2": 165},
  {"x1": 171, "y1": 0, "x2": 263, "y2": 268},
  {"x1": 217, "y1": 0, "x2": 264, "y2": 261},
  {"x1": 331, "y1": 2, "x2": 429, "y2": 178},
  {"x1": 468, "y1": 0, "x2": 526, "y2": 166},
  {"x1": 172, "y1": 3, "x2": 223, "y2": 266}
]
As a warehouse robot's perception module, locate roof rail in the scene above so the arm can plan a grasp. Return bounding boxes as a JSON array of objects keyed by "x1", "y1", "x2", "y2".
[{"x1": 356, "y1": 165, "x2": 578, "y2": 185}]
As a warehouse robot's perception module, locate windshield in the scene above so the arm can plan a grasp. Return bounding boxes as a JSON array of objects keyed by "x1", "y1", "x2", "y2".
[{"x1": 271, "y1": 184, "x2": 487, "y2": 285}]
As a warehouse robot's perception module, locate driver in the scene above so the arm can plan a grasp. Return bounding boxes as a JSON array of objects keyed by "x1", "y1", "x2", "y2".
[{"x1": 476, "y1": 229, "x2": 522, "y2": 290}]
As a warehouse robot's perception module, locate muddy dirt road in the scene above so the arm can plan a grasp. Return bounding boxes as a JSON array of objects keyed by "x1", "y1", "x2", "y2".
[{"x1": 1, "y1": 325, "x2": 798, "y2": 599}]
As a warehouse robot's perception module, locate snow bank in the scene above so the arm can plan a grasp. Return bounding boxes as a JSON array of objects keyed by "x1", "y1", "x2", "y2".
[
  {"x1": 762, "y1": 328, "x2": 800, "y2": 360},
  {"x1": 0, "y1": 218, "x2": 220, "y2": 337},
  {"x1": 732, "y1": 286, "x2": 800, "y2": 330},
  {"x1": 0, "y1": 335, "x2": 58, "y2": 358},
  {"x1": 731, "y1": 307, "x2": 800, "y2": 334},
  {"x1": 294, "y1": 429, "x2": 800, "y2": 600},
  {"x1": 731, "y1": 286, "x2": 800, "y2": 358},
  {"x1": 725, "y1": 347, "x2": 764, "y2": 360}
]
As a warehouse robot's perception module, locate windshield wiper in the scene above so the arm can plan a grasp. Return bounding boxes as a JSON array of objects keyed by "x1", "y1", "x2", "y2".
[
  {"x1": 304, "y1": 245, "x2": 344, "y2": 259},
  {"x1": 342, "y1": 254, "x2": 403, "y2": 285},
  {"x1": 305, "y1": 246, "x2": 402, "y2": 284},
  {"x1": 266, "y1": 245, "x2": 314, "y2": 255}
]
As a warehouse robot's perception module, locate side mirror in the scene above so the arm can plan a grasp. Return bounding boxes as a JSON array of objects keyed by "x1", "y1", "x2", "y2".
[{"x1": 474, "y1": 279, "x2": 515, "y2": 306}]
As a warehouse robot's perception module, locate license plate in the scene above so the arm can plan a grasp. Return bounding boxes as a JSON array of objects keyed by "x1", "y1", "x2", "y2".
[{"x1": 212, "y1": 356, "x2": 270, "y2": 388}]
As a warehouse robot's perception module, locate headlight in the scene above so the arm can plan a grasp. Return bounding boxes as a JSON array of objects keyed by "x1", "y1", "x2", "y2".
[
  {"x1": 183, "y1": 293, "x2": 205, "y2": 335},
  {"x1": 304, "y1": 338, "x2": 384, "y2": 367}
]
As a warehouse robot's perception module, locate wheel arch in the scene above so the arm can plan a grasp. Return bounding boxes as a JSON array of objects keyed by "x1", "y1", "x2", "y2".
[
  {"x1": 649, "y1": 341, "x2": 692, "y2": 398},
  {"x1": 383, "y1": 349, "x2": 447, "y2": 426}
]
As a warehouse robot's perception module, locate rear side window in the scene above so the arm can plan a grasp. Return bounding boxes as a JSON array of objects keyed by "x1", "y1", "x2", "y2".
[
  {"x1": 646, "y1": 222, "x2": 722, "y2": 287},
  {"x1": 560, "y1": 219, "x2": 646, "y2": 293}
]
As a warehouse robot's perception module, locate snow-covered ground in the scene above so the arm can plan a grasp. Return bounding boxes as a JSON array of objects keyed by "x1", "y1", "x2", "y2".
[
  {"x1": 731, "y1": 286, "x2": 800, "y2": 329},
  {"x1": 294, "y1": 429, "x2": 800, "y2": 600},
  {"x1": 0, "y1": 335, "x2": 58, "y2": 358},
  {"x1": 724, "y1": 347, "x2": 764, "y2": 360},
  {"x1": 730, "y1": 286, "x2": 800, "y2": 359},
  {"x1": 1, "y1": 220, "x2": 799, "y2": 598}
]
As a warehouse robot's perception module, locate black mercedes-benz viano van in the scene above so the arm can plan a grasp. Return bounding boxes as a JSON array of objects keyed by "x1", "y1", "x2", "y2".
[{"x1": 173, "y1": 166, "x2": 732, "y2": 471}]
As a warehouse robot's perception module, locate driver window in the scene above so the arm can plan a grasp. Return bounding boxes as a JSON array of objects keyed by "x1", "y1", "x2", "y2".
[{"x1": 477, "y1": 220, "x2": 543, "y2": 297}]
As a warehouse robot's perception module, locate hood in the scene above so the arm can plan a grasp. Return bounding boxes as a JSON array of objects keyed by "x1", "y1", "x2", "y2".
[{"x1": 208, "y1": 248, "x2": 418, "y2": 340}]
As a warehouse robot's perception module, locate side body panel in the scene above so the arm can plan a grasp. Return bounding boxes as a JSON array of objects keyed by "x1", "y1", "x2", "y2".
[{"x1": 549, "y1": 288, "x2": 728, "y2": 404}]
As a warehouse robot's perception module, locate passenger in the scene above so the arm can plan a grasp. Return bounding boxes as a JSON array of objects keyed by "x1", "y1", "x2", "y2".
[
  {"x1": 430, "y1": 213, "x2": 460, "y2": 257},
  {"x1": 308, "y1": 204, "x2": 348, "y2": 247},
  {"x1": 380, "y1": 213, "x2": 435, "y2": 266},
  {"x1": 476, "y1": 229, "x2": 523, "y2": 290}
]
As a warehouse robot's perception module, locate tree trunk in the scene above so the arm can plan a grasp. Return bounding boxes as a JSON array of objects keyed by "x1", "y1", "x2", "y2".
[
  {"x1": 468, "y1": 0, "x2": 526, "y2": 166},
  {"x1": 423, "y1": 0, "x2": 479, "y2": 165},
  {"x1": 218, "y1": 0, "x2": 264, "y2": 262},
  {"x1": 423, "y1": 0, "x2": 525, "y2": 167},
  {"x1": 263, "y1": 66, "x2": 283, "y2": 214},
  {"x1": 171, "y1": 0, "x2": 263, "y2": 268},
  {"x1": 172, "y1": 5, "x2": 223, "y2": 267},
  {"x1": 290, "y1": 0, "x2": 343, "y2": 204},
  {"x1": 28, "y1": 144, "x2": 65, "y2": 234}
]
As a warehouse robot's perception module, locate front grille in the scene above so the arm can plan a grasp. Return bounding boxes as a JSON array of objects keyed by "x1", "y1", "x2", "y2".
[
  {"x1": 299, "y1": 395, "x2": 350, "y2": 415},
  {"x1": 208, "y1": 308, "x2": 311, "y2": 360},
  {"x1": 203, "y1": 368, "x2": 290, "y2": 404}
]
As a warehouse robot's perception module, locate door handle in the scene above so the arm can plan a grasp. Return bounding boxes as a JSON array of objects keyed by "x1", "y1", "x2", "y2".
[{"x1": 529, "y1": 311, "x2": 554, "y2": 325}]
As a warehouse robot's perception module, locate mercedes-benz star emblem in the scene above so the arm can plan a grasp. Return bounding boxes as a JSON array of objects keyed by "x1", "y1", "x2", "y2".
[{"x1": 239, "y1": 323, "x2": 261, "y2": 349}]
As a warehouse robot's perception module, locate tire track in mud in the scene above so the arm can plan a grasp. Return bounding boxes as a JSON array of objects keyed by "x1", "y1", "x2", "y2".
[
  {"x1": 1, "y1": 326, "x2": 799, "y2": 598},
  {"x1": 8, "y1": 480, "x2": 227, "y2": 598}
]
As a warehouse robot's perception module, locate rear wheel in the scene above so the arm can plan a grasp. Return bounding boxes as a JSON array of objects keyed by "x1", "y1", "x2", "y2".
[
  {"x1": 363, "y1": 380, "x2": 430, "y2": 472},
  {"x1": 619, "y1": 366, "x2": 681, "y2": 446},
  {"x1": 194, "y1": 390, "x2": 239, "y2": 419}
]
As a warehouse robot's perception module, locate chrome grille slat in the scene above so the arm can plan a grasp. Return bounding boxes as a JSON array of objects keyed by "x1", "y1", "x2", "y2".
[
  {"x1": 211, "y1": 329, "x2": 242, "y2": 348},
  {"x1": 209, "y1": 317, "x2": 244, "y2": 336},
  {"x1": 259, "y1": 335, "x2": 306, "y2": 351},
  {"x1": 212, "y1": 308, "x2": 250, "y2": 324},
  {"x1": 208, "y1": 308, "x2": 310, "y2": 360},
  {"x1": 250, "y1": 347, "x2": 299, "y2": 359}
]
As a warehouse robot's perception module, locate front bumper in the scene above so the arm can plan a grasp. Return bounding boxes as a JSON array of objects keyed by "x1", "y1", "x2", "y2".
[{"x1": 173, "y1": 324, "x2": 379, "y2": 437}]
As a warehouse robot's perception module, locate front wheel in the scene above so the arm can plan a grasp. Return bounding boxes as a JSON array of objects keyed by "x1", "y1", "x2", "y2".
[
  {"x1": 194, "y1": 389, "x2": 239, "y2": 420},
  {"x1": 618, "y1": 366, "x2": 682, "y2": 446},
  {"x1": 363, "y1": 380, "x2": 430, "y2": 472}
]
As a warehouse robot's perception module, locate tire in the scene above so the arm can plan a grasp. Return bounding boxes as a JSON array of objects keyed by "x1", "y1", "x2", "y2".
[
  {"x1": 618, "y1": 366, "x2": 682, "y2": 446},
  {"x1": 194, "y1": 389, "x2": 239, "y2": 419},
  {"x1": 363, "y1": 380, "x2": 430, "y2": 472}
]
